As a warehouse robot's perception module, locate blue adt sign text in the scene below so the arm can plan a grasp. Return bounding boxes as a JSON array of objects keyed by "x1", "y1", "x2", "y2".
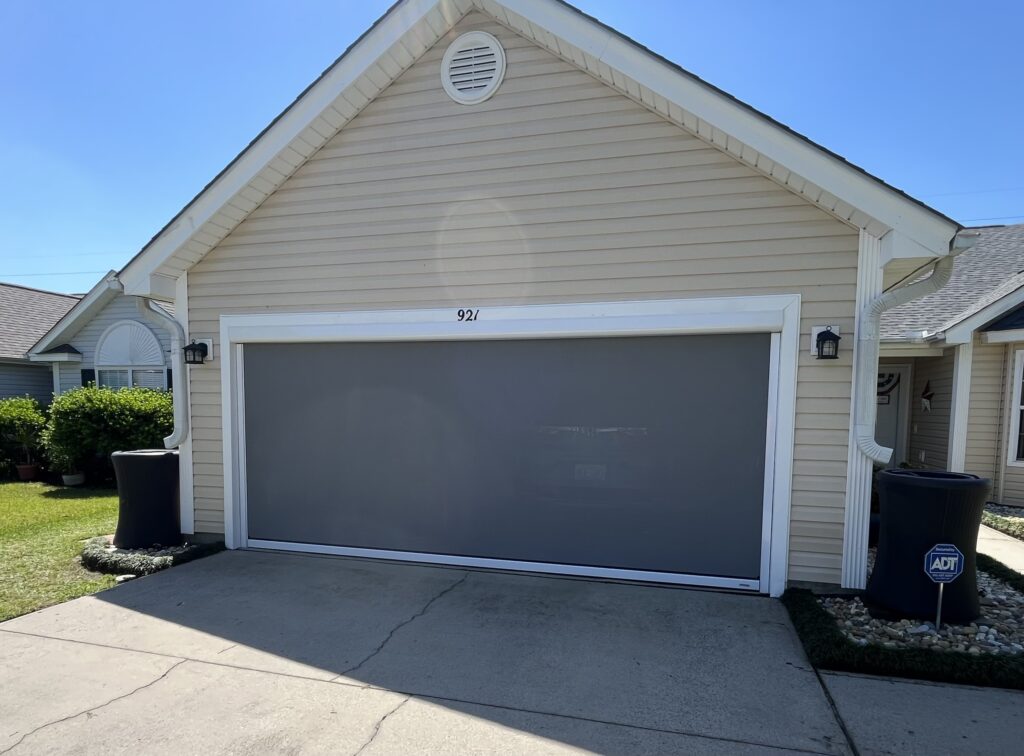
[{"x1": 924, "y1": 544, "x2": 964, "y2": 584}]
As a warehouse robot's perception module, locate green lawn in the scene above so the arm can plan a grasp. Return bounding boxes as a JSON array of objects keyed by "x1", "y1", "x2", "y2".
[{"x1": 0, "y1": 482, "x2": 119, "y2": 622}]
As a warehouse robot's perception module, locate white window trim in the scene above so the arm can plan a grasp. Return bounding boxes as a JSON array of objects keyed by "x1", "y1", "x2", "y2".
[
  {"x1": 1006, "y1": 350, "x2": 1024, "y2": 468},
  {"x1": 97, "y1": 367, "x2": 168, "y2": 390},
  {"x1": 219, "y1": 294, "x2": 801, "y2": 597}
]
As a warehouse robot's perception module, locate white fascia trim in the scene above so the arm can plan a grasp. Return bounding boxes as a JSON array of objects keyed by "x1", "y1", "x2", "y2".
[
  {"x1": 945, "y1": 284, "x2": 1024, "y2": 344},
  {"x1": 220, "y1": 294, "x2": 800, "y2": 597},
  {"x1": 28, "y1": 352, "x2": 81, "y2": 363},
  {"x1": 249, "y1": 540, "x2": 760, "y2": 592},
  {"x1": 494, "y1": 0, "x2": 957, "y2": 255},
  {"x1": 948, "y1": 341, "x2": 974, "y2": 472},
  {"x1": 119, "y1": 0, "x2": 456, "y2": 297},
  {"x1": 119, "y1": 0, "x2": 958, "y2": 299},
  {"x1": 983, "y1": 329, "x2": 1024, "y2": 345},
  {"x1": 29, "y1": 271, "x2": 119, "y2": 356}
]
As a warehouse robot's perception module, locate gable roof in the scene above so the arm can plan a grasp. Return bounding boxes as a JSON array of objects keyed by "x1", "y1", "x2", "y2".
[
  {"x1": 0, "y1": 282, "x2": 79, "y2": 361},
  {"x1": 28, "y1": 271, "x2": 176, "y2": 359},
  {"x1": 880, "y1": 224, "x2": 1024, "y2": 341},
  {"x1": 118, "y1": 0, "x2": 960, "y2": 299}
]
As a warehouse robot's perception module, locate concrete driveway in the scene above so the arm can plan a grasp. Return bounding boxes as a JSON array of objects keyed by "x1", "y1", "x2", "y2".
[{"x1": 1, "y1": 551, "x2": 1019, "y2": 755}]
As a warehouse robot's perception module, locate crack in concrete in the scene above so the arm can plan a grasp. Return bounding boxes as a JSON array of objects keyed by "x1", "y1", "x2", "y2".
[
  {"x1": 0, "y1": 659, "x2": 187, "y2": 754},
  {"x1": 352, "y1": 697, "x2": 409, "y2": 756},
  {"x1": 332, "y1": 572, "x2": 469, "y2": 681}
]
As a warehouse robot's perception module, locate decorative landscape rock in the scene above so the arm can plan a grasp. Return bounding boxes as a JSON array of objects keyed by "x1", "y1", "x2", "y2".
[
  {"x1": 81, "y1": 535, "x2": 223, "y2": 576},
  {"x1": 819, "y1": 552, "x2": 1024, "y2": 658}
]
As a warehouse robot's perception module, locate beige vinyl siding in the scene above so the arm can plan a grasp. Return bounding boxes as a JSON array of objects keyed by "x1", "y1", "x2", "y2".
[
  {"x1": 965, "y1": 339, "x2": 1005, "y2": 483},
  {"x1": 186, "y1": 13, "x2": 859, "y2": 583},
  {"x1": 908, "y1": 350, "x2": 954, "y2": 469}
]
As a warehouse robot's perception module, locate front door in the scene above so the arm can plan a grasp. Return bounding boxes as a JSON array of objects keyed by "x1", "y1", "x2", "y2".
[{"x1": 876, "y1": 366, "x2": 909, "y2": 465}]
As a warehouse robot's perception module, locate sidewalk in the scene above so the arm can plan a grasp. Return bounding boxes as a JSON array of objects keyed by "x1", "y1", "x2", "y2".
[{"x1": 977, "y1": 524, "x2": 1024, "y2": 573}]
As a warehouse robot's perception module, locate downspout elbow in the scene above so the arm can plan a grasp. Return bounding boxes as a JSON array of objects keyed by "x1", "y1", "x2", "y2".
[
  {"x1": 134, "y1": 297, "x2": 189, "y2": 449},
  {"x1": 854, "y1": 253, "x2": 958, "y2": 465}
]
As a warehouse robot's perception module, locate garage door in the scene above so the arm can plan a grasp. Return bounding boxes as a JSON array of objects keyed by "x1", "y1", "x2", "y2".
[{"x1": 242, "y1": 334, "x2": 770, "y2": 584}]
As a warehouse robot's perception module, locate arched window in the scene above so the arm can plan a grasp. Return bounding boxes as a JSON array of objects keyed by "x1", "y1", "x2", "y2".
[{"x1": 94, "y1": 320, "x2": 167, "y2": 389}]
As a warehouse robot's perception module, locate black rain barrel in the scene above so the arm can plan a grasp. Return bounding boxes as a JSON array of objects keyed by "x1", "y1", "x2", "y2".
[
  {"x1": 112, "y1": 450, "x2": 181, "y2": 549},
  {"x1": 866, "y1": 469, "x2": 990, "y2": 623}
]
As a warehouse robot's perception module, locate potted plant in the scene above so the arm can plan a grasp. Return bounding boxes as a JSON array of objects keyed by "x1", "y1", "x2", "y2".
[
  {"x1": 0, "y1": 397, "x2": 46, "y2": 481},
  {"x1": 51, "y1": 450, "x2": 85, "y2": 486}
]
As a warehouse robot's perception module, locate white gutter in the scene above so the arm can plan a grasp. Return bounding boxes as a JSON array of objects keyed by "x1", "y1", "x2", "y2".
[
  {"x1": 134, "y1": 296, "x2": 189, "y2": 449},
  {"x1": 855, "y1": 231, "x2": 979, "y2": 463}
]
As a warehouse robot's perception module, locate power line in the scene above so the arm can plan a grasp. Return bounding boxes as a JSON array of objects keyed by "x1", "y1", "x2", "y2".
[
  {"x1": 961, "y1": 215, "x2": 1024, "y2": 223},
  {"x1": 922, "y1": 186, "x2": 1024, "y2": 199},
  {"x1": 0, "y1": 270, "x2": 107, "y2": 278}
]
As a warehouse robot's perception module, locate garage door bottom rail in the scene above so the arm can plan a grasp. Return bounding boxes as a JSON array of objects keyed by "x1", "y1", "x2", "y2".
[{"x1": 245, "y1": 539, "x2": 762, "y2": 592}]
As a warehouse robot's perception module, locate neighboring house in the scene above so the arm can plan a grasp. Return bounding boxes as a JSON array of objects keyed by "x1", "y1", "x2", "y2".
[
  {"x1": 111, "y1": 0, "x2": 968, "y2": 595},
  {"x1": 0, "y1": 282, "x2": 79, "y2": 404},
  {"x1": 880, "y1": 224, "x2": 1024, "y2": 506},
  {"x1": 28, "y1": 271, "x2": 174, "y2": 394}
]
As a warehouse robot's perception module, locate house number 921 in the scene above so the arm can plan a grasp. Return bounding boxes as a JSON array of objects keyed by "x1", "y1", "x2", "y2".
[{"x1": 457, "y1": 308, "x2": 479, "y2": 322}]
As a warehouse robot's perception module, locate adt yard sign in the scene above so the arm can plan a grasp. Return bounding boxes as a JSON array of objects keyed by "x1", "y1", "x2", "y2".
[
  {"x1": 924, "y1": 543, "x2": 964, "y2": 630},
  {"x1": 924, "y1": 543, "x2": 964, "y2": 583}
]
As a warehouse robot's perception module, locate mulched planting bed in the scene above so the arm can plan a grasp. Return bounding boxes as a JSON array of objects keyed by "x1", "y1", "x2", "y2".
[
  {"x1": 783, "y1": 552, "x2": 1024, "y2": 689},
  {"x1": 984, "y1": 503, "x2": 1024, "y2": 541},
  {"x1": 81, "y1": 536, "x2": 223, "y2": 577}
]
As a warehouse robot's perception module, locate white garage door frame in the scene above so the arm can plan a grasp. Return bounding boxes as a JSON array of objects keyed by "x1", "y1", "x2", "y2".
[{"x1": 219, "y1": 294, "x2": 801, "y2": 597}]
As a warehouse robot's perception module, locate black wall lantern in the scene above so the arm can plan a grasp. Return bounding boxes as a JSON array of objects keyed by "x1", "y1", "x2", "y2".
[
  {"x1": 183, "y1": 340, "x2": 209, "y2": 365},
  {"x1": 815, "y1": 326, "x2": 841, "y2": 360}
]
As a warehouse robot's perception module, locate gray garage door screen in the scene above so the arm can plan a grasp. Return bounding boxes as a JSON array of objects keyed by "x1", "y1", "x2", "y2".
[{"x1": 244, "y1": 334, "x2": 771, "y2": 579}]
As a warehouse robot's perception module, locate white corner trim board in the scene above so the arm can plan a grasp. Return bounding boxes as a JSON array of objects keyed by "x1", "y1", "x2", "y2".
[
  {"x1": 175, "y1": 273, "x2": 194, "y2": 534},
  {"x1": 219, "y1": 294, "x2": 801, "y2": 597},
  {"x1": 948, "y1": 341, "x2": 974, "y2": 473},
  {"x1": 1006, "y1": 350, "x2": 1024, "y2": 469}
]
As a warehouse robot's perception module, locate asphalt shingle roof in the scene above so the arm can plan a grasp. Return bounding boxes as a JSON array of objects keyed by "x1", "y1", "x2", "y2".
[
  {"x1": 0, "y1": 283, "x2": 79, "y2": 360},
  {"x1": 880, "y1": 224, "x2": 1024, "y2": 340}
]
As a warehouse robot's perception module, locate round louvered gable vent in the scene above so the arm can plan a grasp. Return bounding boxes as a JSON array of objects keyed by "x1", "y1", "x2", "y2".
[{"x1": 441, "y1": 32, "x2": 506, "y2": 105}]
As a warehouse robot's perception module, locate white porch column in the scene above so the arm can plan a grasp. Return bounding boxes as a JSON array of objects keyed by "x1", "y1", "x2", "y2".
[
  {"x1": 948, "y1": 341, "x2": 974, "y2": 472},
  {"x1": 841, "y1": 231, "x2": 883, "y2": 589}
]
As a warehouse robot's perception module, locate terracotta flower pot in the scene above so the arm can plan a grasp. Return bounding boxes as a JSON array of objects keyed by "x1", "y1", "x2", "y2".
[{"x1": 15, "y1": 464, "x2": 39, "y2": 481}]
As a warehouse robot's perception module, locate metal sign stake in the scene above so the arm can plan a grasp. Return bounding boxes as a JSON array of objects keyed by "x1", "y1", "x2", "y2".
[{"x1": 924, "y1": 543, "x2": 963, "y2": 633}]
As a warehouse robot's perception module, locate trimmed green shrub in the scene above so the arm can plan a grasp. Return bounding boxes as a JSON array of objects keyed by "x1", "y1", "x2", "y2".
[
  {"x1": 42, "y1": 386, "x2": 173, "y2": 479},
  {"x1": 0, "y1": 396, "x2": 47, "y2": 466},
  {"x1": 983, "y1": 511, "x2": 1024, "y2": 542}
]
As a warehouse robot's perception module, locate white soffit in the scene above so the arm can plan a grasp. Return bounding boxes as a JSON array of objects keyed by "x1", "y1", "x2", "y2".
[{"x1": 118, "y1": 0, "x2": 959, "y2": 297}]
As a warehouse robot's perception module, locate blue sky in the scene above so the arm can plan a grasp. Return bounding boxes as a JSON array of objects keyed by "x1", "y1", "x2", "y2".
[{"x1": 1, "y1": 0, "x2": 1021, "y2": 294}]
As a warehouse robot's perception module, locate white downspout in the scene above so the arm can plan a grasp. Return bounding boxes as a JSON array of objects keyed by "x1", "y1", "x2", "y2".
[
  {"x1": 854, "y1": 231, "x2": 978, "y2": 464},
  {"x1": 854, "y1": 256, "x2": 955, "y2": 463},
  {"x1": 135, "y1": 297, "x2": 189, "y2": 449}
]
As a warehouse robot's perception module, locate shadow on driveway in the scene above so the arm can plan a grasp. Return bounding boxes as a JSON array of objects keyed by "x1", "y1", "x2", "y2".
[{"x1": 0, "y1": 550, "x2": 849, "y2": 754}]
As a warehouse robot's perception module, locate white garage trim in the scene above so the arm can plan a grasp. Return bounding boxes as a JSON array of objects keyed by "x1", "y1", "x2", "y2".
[{"x1": 220, "y1": 294, "x2": 801, "y2": 596}]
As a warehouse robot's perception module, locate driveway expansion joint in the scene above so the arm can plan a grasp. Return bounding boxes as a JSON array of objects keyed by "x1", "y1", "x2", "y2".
[
  {"x1": 812, "y1": 667, "x2": 860, "y2": 756},
  {"x1": 0, "y1": 658, "x2": 187, "y2": 754},
  {"x1": 333, "y1": 572, "x2": 470, "y2": 681}
]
